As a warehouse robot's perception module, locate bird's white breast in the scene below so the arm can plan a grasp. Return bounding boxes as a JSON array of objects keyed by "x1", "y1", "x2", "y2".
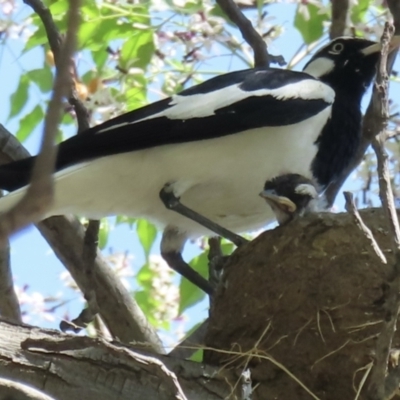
[{"x1": 0, "y1": 107, "x2": 331, "y2": 237}]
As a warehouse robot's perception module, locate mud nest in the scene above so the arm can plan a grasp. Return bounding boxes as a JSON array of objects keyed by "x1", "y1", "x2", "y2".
[{"x1": 204, "y1": 209, "x2": 400, "y2": 400}]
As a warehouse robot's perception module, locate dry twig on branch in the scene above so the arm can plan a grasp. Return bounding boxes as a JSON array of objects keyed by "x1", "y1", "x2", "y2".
[
  {"x1": 364, "y1": 22, "x2": 400, "y2": 400},
  {"x1": 343, "y1": 191, "x2": 387, "y2": 264}
]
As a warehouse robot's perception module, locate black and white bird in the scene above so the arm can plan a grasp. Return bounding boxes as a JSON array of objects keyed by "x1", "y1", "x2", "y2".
[
  {"x1": 260, "y1": 174, "x2": 320, "y2": 225},
  {"x1": 0, "y1": 37, "x2": 397, "y2": 294}
]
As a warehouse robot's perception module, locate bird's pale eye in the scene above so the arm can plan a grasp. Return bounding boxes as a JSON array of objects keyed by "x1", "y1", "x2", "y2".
[{"x1": 328, "y1": 42, "x2": 344, "y2": 55}]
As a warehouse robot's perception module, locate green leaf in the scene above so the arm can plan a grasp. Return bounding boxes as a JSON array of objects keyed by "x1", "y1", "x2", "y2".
[
  {"x1": 136, "y1": 262, "x2": 153, "y2": 290},
  {"x1": 24, "y1": 23, "x2": 47, "y2": 51},
  {"x1": 15, "y1": 105, "x2": 44, "y2": 142},
  {"x1": 120, "y1": 29, "x2": 154, "y2": 70},
  {"x1": 79, "y1": 18, "x2": 133, "y2": 50},
  {"x1": 9, "y1": 75, "x2": 30, "y2": 120},
  {"x1": 164, "y1": 0, "x2": 203, "y2": 14},
  {"x1": 220, "y1": 241, "x2": 235, "y2": 256},
  {"x1": 124, "y1": 83, "x2": 147, "y2": 111},
  {"x1": 350, "y1": 0, "x2": 373, "y2": 24},
  {"x1": 61, "y1": 112, "x2": 74, "y2": 127},
  {"x1": 135, "y1": 290, "x2": 158, "y2": 326},
  {"x1": 136, "y1": 219, "x2": 157, "y2": 259},
  {"x1": 294, "y1": 4, "x2": 328, "y2": 44},
  {"x1": 49, "y1": 0, "x2": 69, "y2": 15},
  {"x1": 179, "y1": 251, "x2": 208, "y2": 314},
  {"x1": 115, "y1": 215, "x2": 136, "y2": 227},
  {"x1": 81, "y1": 0, "x2": 100, "y2": 19},
  {"x1": 190, "y1": 349, "x2": 203, "y2": 362},
  {"x1": 27, "y1": 67, "x2": 53, "y2": 93},
  {"x1": 78, "y1": 21, "x2": 102, "y2": 49},
  {"x1": 91, "y1": 48, "x2": 108, "y2": 70},
  {"x1": 98, "y1": 219, "x2": 110, "y2": 249}
]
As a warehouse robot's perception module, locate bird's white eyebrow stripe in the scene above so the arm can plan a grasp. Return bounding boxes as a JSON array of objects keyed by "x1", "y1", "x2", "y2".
[{"x1": 97, "y1": 79, "x2": 334, "y2": 133}]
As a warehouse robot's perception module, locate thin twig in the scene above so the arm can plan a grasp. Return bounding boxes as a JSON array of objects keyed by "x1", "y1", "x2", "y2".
[
  {"x1": 366, "y1": 22, "x2": 400, "y2": 400},
  {"x1": 0, "y1": 0, "x2": 79, "y2": 242},
  {"x1": 343, "y1": 191, "x2": 387, "y2": 264},
  {"x1": 215, "y1": 0, "x2": 284, "y2": 67},
  {"x1": 23, "y1": 0, "x2": 90, "y2": 132}
]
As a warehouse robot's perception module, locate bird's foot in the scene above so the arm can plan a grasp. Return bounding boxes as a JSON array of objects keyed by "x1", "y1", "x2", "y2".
[{"x1": 159, "y1": 184, "x2": 249, "y2": 248}]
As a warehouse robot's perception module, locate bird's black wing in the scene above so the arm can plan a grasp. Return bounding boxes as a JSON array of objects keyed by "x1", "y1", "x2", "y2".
[{"x1": 0, "y1": 68, "x2": 334, "y2": 191}]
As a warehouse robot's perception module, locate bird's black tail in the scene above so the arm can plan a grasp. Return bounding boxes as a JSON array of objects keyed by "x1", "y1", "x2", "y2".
[{"x1": 0, "y1": 157, "x2": 35, "y2": 192}]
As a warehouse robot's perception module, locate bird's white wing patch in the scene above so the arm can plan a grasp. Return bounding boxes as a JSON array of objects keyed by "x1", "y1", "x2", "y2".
[
  {"x1": 295, "y1": 183, "x2": 318, "y2": 198},
  {"x1": 145, "y1": 80, "x2": 334, "y2": 121},
  {"x1": 97, "y1": 79, "x2": 334, "y2": 133}
]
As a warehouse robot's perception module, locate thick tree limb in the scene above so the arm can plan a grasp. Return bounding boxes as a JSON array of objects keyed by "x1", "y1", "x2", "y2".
[
  {"x1": 60, "y1": 219, "x2": 102, "y2": 333},
  {"x1": 0, "y1": 379, "x2": 53, "y2": 400},
  {"x1": 330, "y1": 0, "x2": 350, "y2": 39},
  {"x1": 0, "y1": 124, "x2": 164, "y2": 354},
  {"x1": 0, "y1": 320, "x2": 240, "y2": 400},
  {"x1": 0, "y1": 232, "x2": 21, "y2": 323},
  {"x1": 0, "y1": 377, "x2": 56, "y2": 400}
]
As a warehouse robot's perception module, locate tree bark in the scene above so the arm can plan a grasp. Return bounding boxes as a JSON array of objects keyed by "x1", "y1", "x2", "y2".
[
  {"x1": 3, "y1": 209, "x2": 400, "y2": 399},
  {"x1": 0, "y1": 319, "x2": 240, "y2": 400}
]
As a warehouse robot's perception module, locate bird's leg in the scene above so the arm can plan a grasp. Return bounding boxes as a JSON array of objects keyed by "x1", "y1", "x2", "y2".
[
  {"x1": 207, "y1": 236, "x2": 232, "y2": 291},
  {"x1": 161, "y1": 227, "x2": 214, "y2": 295},
  {"x1": 159, "y1": 184, "x2": 249, "y2": 248}
]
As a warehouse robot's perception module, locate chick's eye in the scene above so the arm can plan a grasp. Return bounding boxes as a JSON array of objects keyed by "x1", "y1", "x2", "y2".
[{"x1": 329, "y1": 42, "x2": 344, "y2": 55}]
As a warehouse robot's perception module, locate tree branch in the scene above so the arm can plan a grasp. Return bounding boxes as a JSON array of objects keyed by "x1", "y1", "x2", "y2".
[
  {"x1": 215, "y1": 0, "x2": 284, "y2": 67},
  {"x1": 23, "y1": 0, "x2": 90, "y2": 132},
  {"x1": 0, "y1": 0, "x2": 79, "y2": 241},
  {"x1": 0, "y1": 225, "x2": 21, "y2": 323},
  {"x1": 0, "y1": 320, "x2": 239, "y2": 400},
  {"x1": 343, "y1": 191, "x2": 387, "y2": 264},
  {"x1": 365, "y1": 23, "x2": 400, "y2": 400},
  {"x1": 330, "y1": 0, "x2": 350, "y2": 39},
  {"x1": 0, "y1": 125, "x2": 164, "y2": 354},
  {"x1": 0, "y1": 377, "x2": 56, "y2": 400}
]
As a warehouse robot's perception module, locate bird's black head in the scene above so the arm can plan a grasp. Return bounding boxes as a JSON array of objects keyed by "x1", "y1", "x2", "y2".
[
  {"x1": 260, "y1": 174, "x2": 319, "y2": 225},
  {"x1": 303, "y1": 37, "x2": 394, "y2": 98}
]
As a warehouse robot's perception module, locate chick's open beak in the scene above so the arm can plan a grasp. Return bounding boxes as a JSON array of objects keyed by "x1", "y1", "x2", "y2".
[
  {"x1": 361, "y1": 35, "x2": 400, "y2": 56},
  {"x1": 259, "y1": 190, "x2": 297, "y2": 213}
]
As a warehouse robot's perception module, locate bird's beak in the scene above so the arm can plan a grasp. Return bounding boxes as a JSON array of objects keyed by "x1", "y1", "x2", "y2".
[
  {"x1": 361, "y1": 35, "x2": 400, "y2": 56},
  {"x1": 259, "y1": 190, "x2": 297, "y2": 213}
]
